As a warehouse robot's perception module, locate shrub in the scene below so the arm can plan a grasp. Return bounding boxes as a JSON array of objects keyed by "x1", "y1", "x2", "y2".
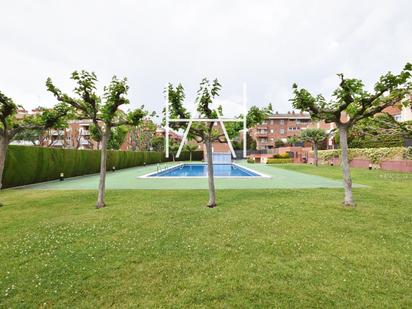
[
  {"x1": 274, "y1": 139, "x2": 285, "y2": 147},
  {"x1": 273, "y1": 153, "x2": 290, "y2": 159},
  {"x1": 406, "y1": 147, "x2": 412, "y2": 160},
  {"x1": 247, "y1": 158, "x2": 255, "y2": 163},
  {"x1": 267, "y1": 158, "x2": 293, "y2": 164},
  {"x1": 316, "y1": 147, "x2": 411, "y2": 164}
]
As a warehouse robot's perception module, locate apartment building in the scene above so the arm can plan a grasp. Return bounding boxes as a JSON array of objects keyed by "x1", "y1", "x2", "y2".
[
  {"x1": 250, "y1": 111, "x2": 312, "y2": 150},
  {"x1": 383, "y1": 104, "x2": 412, "y2": 122}
]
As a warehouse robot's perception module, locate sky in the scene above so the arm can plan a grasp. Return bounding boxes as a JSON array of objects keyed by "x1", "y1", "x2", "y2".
[{"x1": 1, "y1": 0, "x2": 411, "y2": 119}]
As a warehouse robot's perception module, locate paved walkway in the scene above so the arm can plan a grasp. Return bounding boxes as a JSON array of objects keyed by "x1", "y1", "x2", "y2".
[{"x1": 21, "y1": 162, "x2": 361, "y2": 190}]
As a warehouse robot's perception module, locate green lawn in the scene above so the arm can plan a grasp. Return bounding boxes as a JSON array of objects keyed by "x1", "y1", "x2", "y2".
[{"x1": 0, "y1": 164, "x2": 411, "y2": 307}]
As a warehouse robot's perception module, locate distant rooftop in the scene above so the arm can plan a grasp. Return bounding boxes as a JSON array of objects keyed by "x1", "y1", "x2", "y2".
[{"x1": 267, "y1": 111, "x2": 311, "y2": 119}]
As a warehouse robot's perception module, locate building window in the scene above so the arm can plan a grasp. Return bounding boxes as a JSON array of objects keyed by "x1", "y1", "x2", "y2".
[
  {"x1": 280, "y1": 119, "x2": 285, "y2": 125},
  {"x1": 270, "y1": 129, "x2": 274, "y2": 133},
  {"x1": 270, "y1": 120, "x2": 274, "y2": 125},
  {"x1": 280, "y1": 129, "x2": 285, "y2": 134}
]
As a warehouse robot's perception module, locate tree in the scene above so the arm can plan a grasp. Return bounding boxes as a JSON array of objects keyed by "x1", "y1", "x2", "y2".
[
  {"x1": 338, "y1": 113, "x2": 412, "y2": 148},
  {"x1": 185, "y1": 143, "x2": 199, "y2": 161},
  {"x1": 151, "y1": 136, "x2": 165, "y2": 152},
  {"x1": 0, "y1": 91, "x2": 69, "y2": 189},
  {"x1": 90, "y1": 124, "x2": 128, "y2": 150},
  {"x1": 169, "y1": 140, "x2": 179, "y2": 162},
  {"x1": 167, "y1": 78, "x2": 225, "y2": 208},
  {"x1": 133, "y1": 119, "x2": 157, "y2": 151},
  {"x1": 265, "y1": 102, "x2": 274, "y2": 114},
  {"x1": 46, "y1": 71, "x2": 147, "y2": 208},
  {"x1": 286, "y1": 135, "x2": 301, "y2": 146},
  {"x1": 13, "y1": 127, "x2": 45, "y2": 146},
  {"x1": 300, "y1": 128, "x2": 326, "y2": 166},
  {"x1": 274, "y1": 139, "x2": 284, "y2": 148},
  {"x1": 225, "y1": 105, "x2": 268, "y2": 148},
  {"x1": 291, "y1": 63, "x2": 412, "y2": 206},
  {"x1": 231, "y1": 131, "x2": 256, "y2": 150}
]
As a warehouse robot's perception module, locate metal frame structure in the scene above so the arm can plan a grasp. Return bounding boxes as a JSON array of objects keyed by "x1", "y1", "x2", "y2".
[{"x1": 165, "y1": 83, "x2": 248, "y2": 159}]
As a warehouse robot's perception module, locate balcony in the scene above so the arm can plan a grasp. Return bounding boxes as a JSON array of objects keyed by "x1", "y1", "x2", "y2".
[
  {"x1": 255, "y1": 130, "x2": 268, "y2": 137},
  {"x1": 79, "y1": 129, "x2": 90, "y2": 136},
  {"x1": 49, "y1": 129, "x2": 64, "y2": 136},
  {"x1": 79, "y1": 138, "x2": 90, "y2": 145}
]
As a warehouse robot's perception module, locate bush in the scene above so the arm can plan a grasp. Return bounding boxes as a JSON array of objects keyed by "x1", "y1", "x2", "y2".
[
  {"x1": 274, "y1": 139, "x2": 285, "y2": 147},
  {"x1": 247, "y1": 158, "x2": 255, "y2": 163},
  {"x1": 273, "y1": 153, "x2": 290, "y2": 159},
  {"x1": 3, "y1": 146, "x2": 204, "y2": 188},
  {"x1": 266, "y1": 158, "x2": 293, "y2": 164}
]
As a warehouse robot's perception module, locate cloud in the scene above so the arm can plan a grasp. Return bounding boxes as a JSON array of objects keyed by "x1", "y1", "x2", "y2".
[{"x1": 1, "y1": 0, "x2": 411, "y2": 117}]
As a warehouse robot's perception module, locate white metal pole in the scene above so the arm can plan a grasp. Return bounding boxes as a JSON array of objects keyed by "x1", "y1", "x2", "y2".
[
  {"x1": 165, "y1": 84, "x2": 169, "y2": 158},
  {"x1": 242, "y1": 83, "x2": 247, "y2": 158},
  {"x1": 176, "y1": 120, "x2": 192, "y2": 158},
  {"x1": 169, "y1": 118, "x2": 243, "y2": 122},
  {"x1": 217, "y1": 111, "x2": 236, "y2": 158}
]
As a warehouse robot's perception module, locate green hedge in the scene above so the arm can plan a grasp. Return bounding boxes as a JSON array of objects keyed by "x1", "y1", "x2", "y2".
[
  {"x1": 273, "y1": 154, "x2": 290, "y2": 159},
  {"x1": 3, "y1": 146, "x2": 203, "y2": 188},
  {"x1": 266, "y1": 158, "x2": 293, "y2": 164}
]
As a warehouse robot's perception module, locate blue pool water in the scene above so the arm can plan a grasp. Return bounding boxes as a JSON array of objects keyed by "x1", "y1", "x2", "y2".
[{"x1": 149, "y1": 164, "x2": 261, "y2": 177}]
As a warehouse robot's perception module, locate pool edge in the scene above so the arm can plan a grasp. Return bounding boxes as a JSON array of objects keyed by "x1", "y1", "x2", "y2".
[{"x1": 138, "y1": 162, "x2": 271, "y2": 179}]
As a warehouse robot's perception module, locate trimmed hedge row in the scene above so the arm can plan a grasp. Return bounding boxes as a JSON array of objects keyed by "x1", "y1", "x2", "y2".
[
  {"x1": 273, "y1": 154, "x2": 290, "y2": 159},
  {"x1": 3, "y1": 146, "x2": 203, "y2": 188}
]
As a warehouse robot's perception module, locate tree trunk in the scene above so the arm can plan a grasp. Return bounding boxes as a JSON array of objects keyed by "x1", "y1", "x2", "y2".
[
  {"x1": 0, "y1": 135, "x2": 9, "y2": 190},
  {"x1": 314, "y1": 143, "x2": 318, "y2": 166},
  {"x1": 205, "y1": 138, "x2": 216, "y2": 208},
  {"x1": 190, "y1": 151, "x2": 192, "y2": 162},
  {"x1": 339, "y1": 125, "x2": 354, "y2": 206},
  {"x1": 96, "y1": 129, "x2": 110, "y2": 208}
]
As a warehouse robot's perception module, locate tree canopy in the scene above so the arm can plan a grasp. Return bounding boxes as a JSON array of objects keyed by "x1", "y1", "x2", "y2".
[
  {"x1": 300, "y1": 128, "x2": 326, "y2": 145},
  {"x1": 291, "y1": 63, "x2": 412, "y2": 127},
  {"x1": 338, "y1": 113, "x2": 412, "y2": 148}
]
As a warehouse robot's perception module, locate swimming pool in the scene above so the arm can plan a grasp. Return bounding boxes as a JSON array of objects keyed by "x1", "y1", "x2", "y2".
[{"x1": 143, "y1": 163, "x2": 267, "y2": 178}]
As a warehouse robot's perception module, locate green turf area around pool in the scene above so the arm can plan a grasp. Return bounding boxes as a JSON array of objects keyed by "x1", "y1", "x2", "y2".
[{"x1": 20, "y1": 161, "x2": 365, "y2": 190}]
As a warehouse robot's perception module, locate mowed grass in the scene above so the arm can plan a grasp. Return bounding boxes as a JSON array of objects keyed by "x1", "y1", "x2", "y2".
[{"x1": 0, "y1": 165, "x2": 411, "y2": 308}]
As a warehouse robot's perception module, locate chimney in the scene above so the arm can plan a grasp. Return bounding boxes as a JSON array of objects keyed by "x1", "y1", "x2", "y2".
[
  {"x1": 287, "y1": 111, "x2": 290, "y2": 114},
  {"x1": 292, "y1": 110, "x2": 295, "y2": 114},
  {"x1": 275, "y1": 111, "x2": 278, "y2": 114}
]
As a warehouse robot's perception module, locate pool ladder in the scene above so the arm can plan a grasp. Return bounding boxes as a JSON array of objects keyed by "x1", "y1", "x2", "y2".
[
  {"x1": 156, "y1": 163, "x2": 171, "y2": 172},
  {"x1": 156, "y1": 163, "x2": 166, "y2": 172}
]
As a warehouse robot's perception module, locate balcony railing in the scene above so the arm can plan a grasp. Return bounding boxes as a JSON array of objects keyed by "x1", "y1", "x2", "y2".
[
  {"x1": 79, "y1": 129, "x2": 90, "y2": 135},
  {"x1": 255, "y1": 131, "x2": 268, "y2": 137},
  {"x1": 49, "y1": 130, "x2": 64, "y2": 136}
]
